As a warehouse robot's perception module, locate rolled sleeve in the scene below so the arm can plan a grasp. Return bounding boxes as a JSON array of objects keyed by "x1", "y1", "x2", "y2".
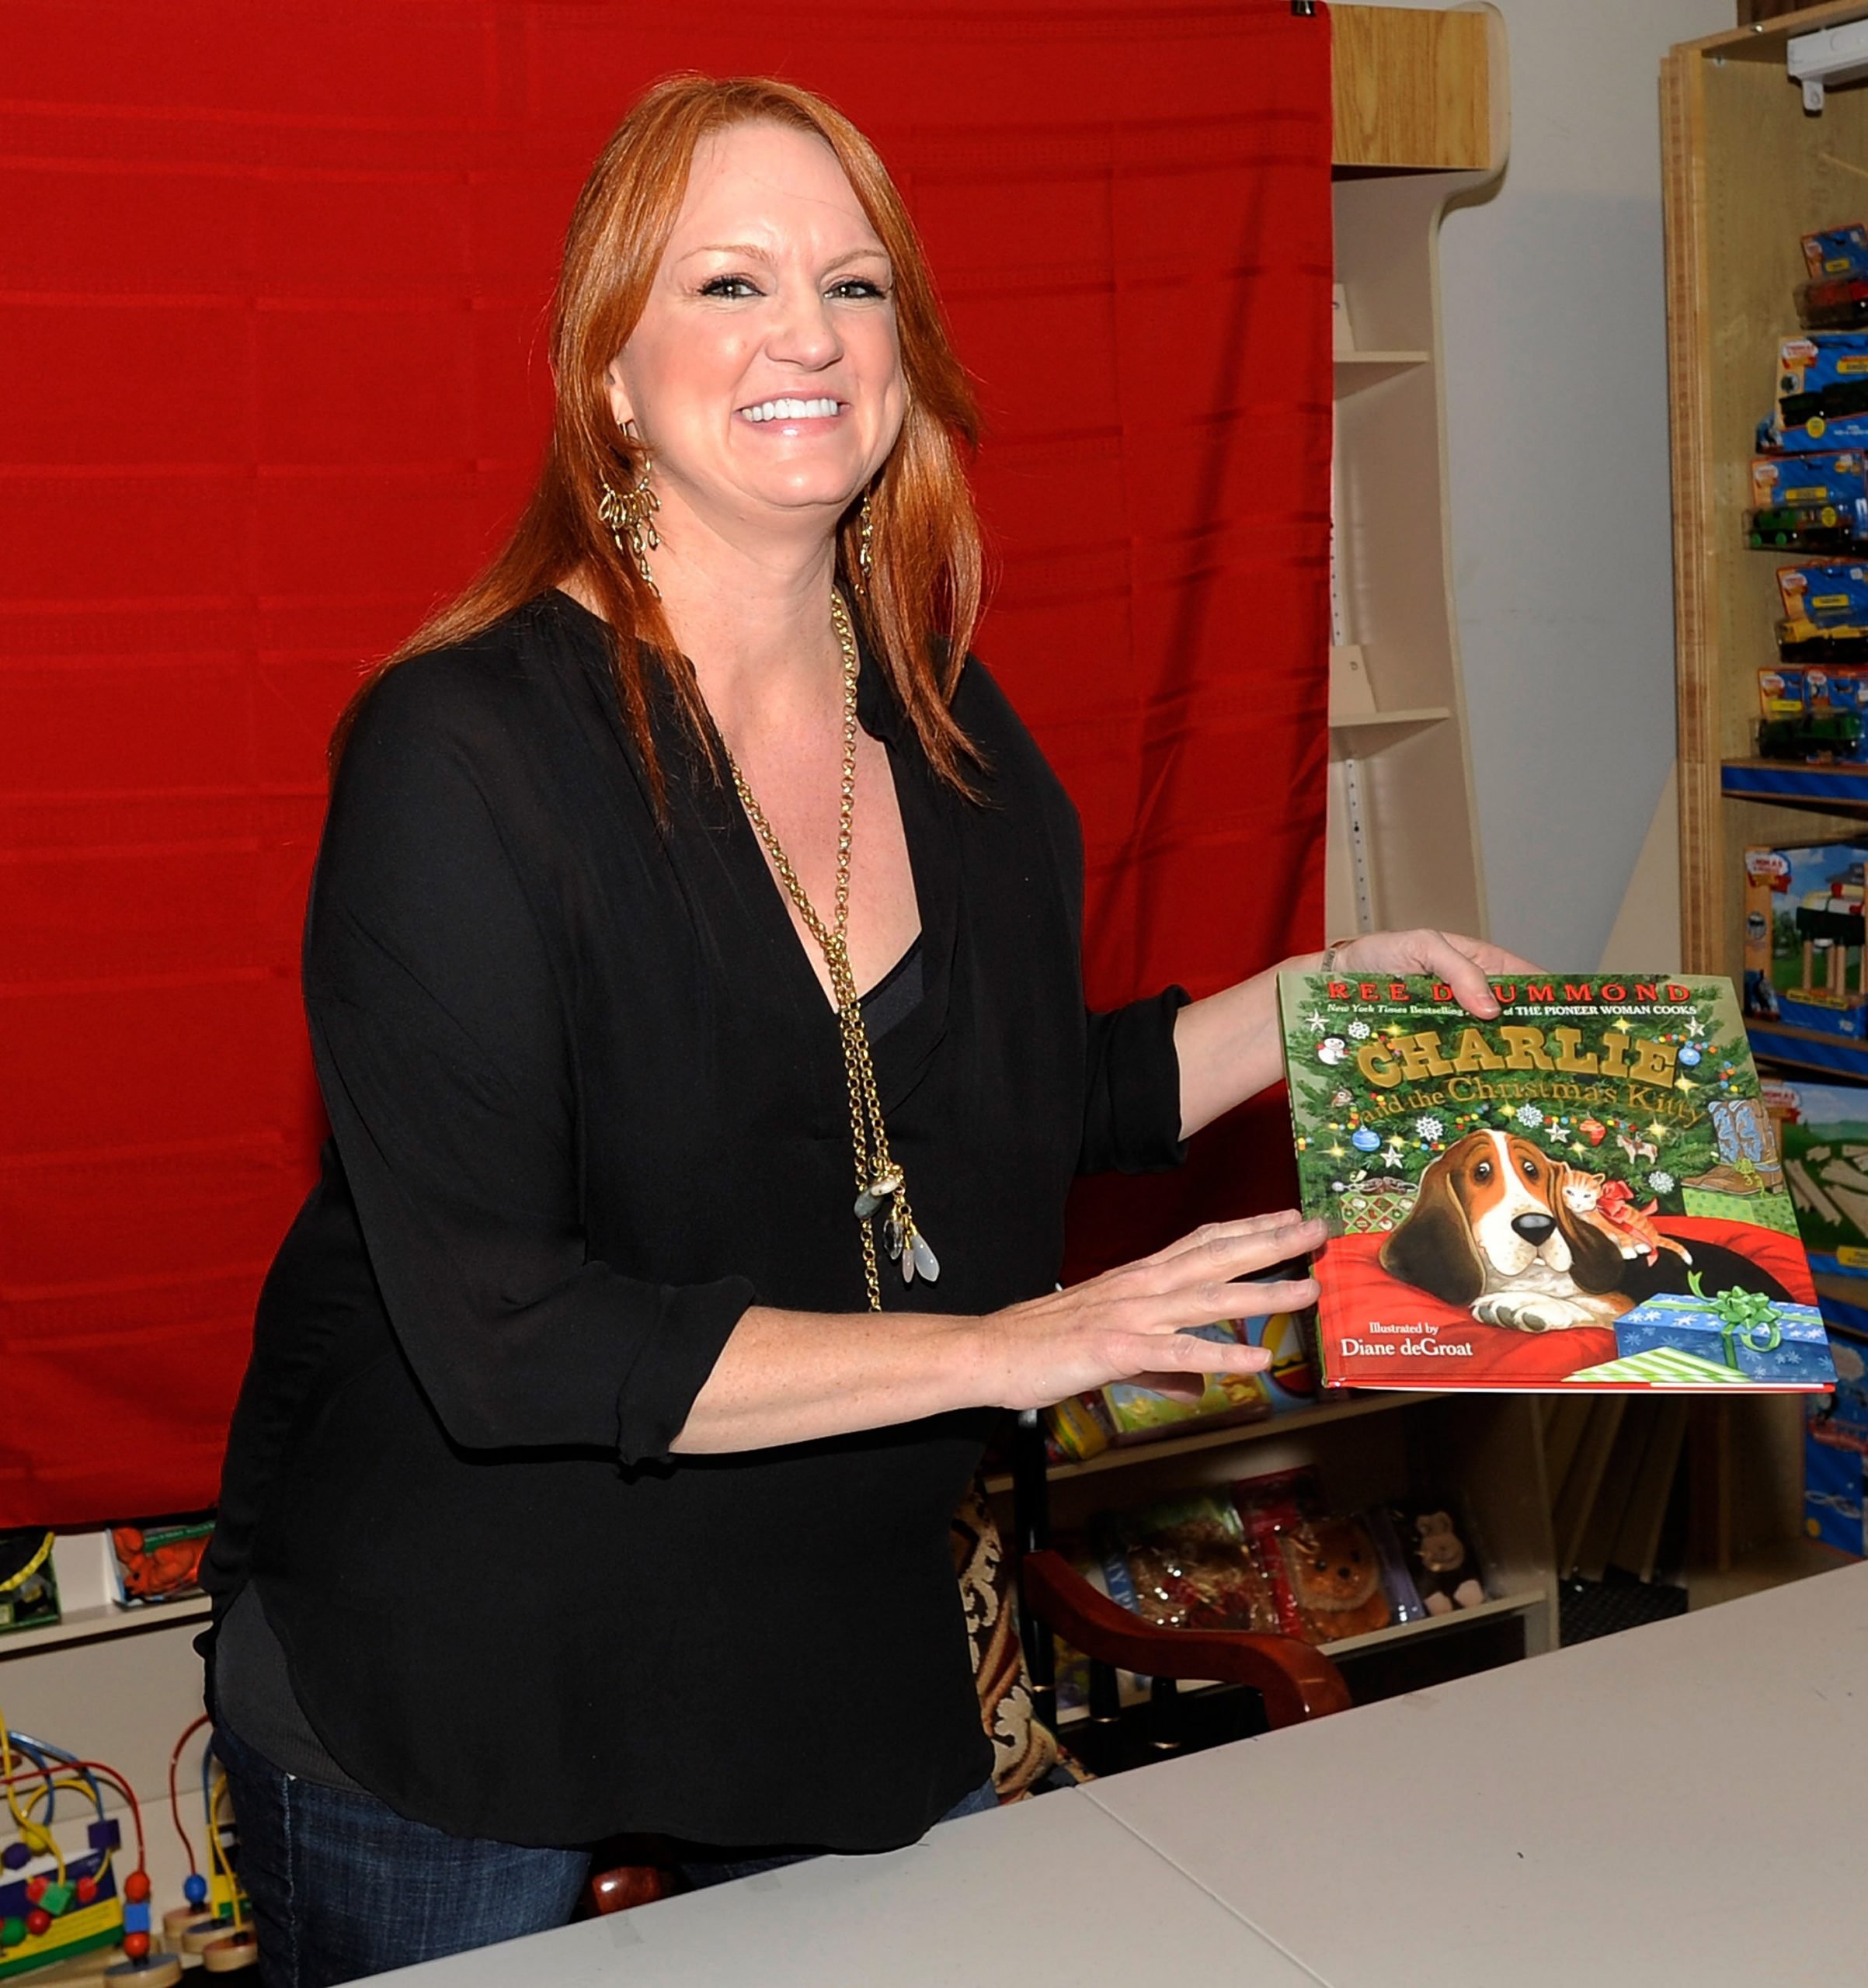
[
  {"x1": 307, "y1": 659, "x2": 752, "y2": 1465},
  {"x1": 1078, "y1": 985, "x2": 1191, "y2": 1175}
]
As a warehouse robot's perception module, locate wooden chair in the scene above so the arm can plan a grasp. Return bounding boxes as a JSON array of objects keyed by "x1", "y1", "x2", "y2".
[
  {"x1": 1006, "y1": 1409, "x2": 1349, "y2": 1769},
  {"x1": 585, "y1": 1410, "x2": 1349, "y2": 1916}
]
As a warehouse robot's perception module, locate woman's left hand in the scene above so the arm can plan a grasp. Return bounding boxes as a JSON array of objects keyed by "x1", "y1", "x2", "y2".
[
  {"x1": 1323, "y1": 930, "x2": 1542, "y2": 1019},
  {"x1": 1174, "y1": 928, "x2": 1546, "y2": 1140}
]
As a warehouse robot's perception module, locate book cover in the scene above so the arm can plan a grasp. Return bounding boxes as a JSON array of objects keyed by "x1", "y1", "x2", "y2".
[{"x1": 1278, "y1": 971, "x2": 1836, "y2": 1392}]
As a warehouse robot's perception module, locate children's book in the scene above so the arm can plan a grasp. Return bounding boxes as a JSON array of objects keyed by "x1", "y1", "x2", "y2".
[{"x1": 1278, "y1": 971, "x2": 1837, "y2": 1393}]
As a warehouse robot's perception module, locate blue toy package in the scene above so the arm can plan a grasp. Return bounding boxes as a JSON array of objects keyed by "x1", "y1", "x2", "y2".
[
  {"x1": 1804, "y1": 224, "x2": 1868, "y2": 281},
  {"x1": 1743, "y1": 840, "x2": 1868, "y2": 1039},
  {"x1": 1765, "y1": 334, "x2": 1868, "y2": 452},
  {"x1": 1750, "y1": 452, "x2": 1868, "y2": 549},
  {"x1": 1805, "y1": 1298, "x2": 1868, "y2": 1554},
  {"x1": 1754, "y1": 452, "x2": 1868, "y2": 510},
  {"x1": 1758, "y1": 660, "x2": 1868, "y2": 717},
  {"x1": 1778, "y1": 562, "x2": 1868, "y2": 636},
  {"x1": 1755, "y1": 660, "x2": 1868, "y2": 764}
]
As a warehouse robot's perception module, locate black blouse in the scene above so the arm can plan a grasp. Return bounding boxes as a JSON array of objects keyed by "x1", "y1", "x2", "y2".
[{"x1": 200, "y1": 593, "x2": 1188, "y2": 1851}]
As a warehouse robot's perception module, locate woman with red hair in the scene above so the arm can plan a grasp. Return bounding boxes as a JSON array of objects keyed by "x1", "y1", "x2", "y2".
[{"x1": 200, "y1": 73, "x2": 1511, "y2": 1983}]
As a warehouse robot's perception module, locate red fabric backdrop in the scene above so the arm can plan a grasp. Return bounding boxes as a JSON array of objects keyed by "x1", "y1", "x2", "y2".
[{"x1": 0, "y1": 2, "x2": 1331, "y2": 1526}]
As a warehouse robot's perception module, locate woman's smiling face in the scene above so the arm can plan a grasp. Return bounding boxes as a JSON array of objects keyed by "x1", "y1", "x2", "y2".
[{"x1": 606, "y1": 120, "x2": 906, "y2": 539}]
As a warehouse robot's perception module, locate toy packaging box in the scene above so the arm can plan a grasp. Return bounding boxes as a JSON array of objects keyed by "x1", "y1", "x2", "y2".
[
  {"x1": 1800, "y1": 275, "x2": 1868, "y2": 334},
  {"x1": 109, "y1": 1518, "x2": 213, "y2": 1607},
  {"x1": 1804, "y1": 224, "x2": 1868, "y2": 281},
  {"x1": 1097, "y1": 1333, "x2": 1271, "y2": 1445},
  {"x1": 0, "y1": 1530, "x2": 58, "y2": 1637},
  {"x1": 1799, "y1": 226, "x2": 1868, "y2": 331},
  {"x1": 1757, "y1": 661, "x2": 1868, "y2": 719},
  {"x1": 1088, "y1": 1468, "x2": 1470, "y2": 1665},
  {"x1": 1805, "y1": 1296, "x2": 1868, "y2": 1554},
  {"x1": 1761, "y1": 1076, "x2": 1868, "y2": 1276},
  {"x1": 1743, "y1": 842, "x2": 1868, "y2": 1039},
  {"x1": 1755, "y1": 662, "x2": 1868, "y2": 762},
  {"x1": 1278, "y1": 971, "x2": 1834, "y2": 1392},
  {"x1": 1765, "y1": 333, "x2": 1868, "y2": 451},
  {"x1": 1776, "y1": 562, "x2": 1868, "y2": 636},
  {"x1": 1229, "y1": 1468, "x2": 1433, "y2": 1644},
  {"x1": 1750, "y1": 452, "x2": 1868, "y2": 549},
  {"x1": 1042, "y1": 1309, "x2": 1319, "y2": 1461},
  {"x1": 1237, "y1": 1306, "x2": 1322, "y2": 1413},
  {"x1": 1753, "y1": 450, "x2": 1868, "y2": 510},
  {"x1": 1042, "y1": 1321, "x2": 1272, "y2": 1462},
  {"x1": 1094, "y1": 1491, "x2": 1283, "y2": 1637}
]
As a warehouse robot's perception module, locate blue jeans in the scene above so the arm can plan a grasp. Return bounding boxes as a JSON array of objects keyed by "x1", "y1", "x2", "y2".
[{"x1": 213, "y1": 1716, "x2": 997, "y2": 1986}]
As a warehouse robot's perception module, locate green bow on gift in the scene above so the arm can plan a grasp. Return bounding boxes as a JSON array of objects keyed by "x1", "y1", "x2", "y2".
[{"x1": 1685, "y1": 1271, "x2": 1783, "y2": 1370}]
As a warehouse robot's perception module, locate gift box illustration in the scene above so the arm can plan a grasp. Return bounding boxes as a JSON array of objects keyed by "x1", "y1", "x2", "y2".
[{"x1": 1609, "y1": 1275, "x2": 1835, "y2": 1386}]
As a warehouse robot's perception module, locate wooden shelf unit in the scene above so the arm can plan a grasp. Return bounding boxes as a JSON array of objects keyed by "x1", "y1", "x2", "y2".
[
  {"x1": 1662, "y1": 0, "x2": 1868, "y2": 1570},
  {"x1": 997, "y1": 1388, "x2": 1559, "y2": 1722},
  {"x1": 1324, "y1": 2, "x2": 1505, "y2": 943},
  {"x1": 1013, "y1": 0, "x2": 1566, "y2": 1713}
]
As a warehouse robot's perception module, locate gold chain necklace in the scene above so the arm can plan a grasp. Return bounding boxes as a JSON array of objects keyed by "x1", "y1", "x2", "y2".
[{"x1": 723, "y1": 589, "x2": 937, "y2": 1312}]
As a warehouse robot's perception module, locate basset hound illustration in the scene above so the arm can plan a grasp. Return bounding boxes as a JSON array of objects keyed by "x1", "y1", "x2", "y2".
[{"x1": 1378, "y1": 1130, "x2": 1790, "y2": 1333}]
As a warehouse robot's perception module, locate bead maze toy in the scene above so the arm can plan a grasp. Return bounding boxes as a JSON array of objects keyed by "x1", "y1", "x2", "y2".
[{"x1": 0, "y1": 1705, "x2": 255, "y2": 1982}]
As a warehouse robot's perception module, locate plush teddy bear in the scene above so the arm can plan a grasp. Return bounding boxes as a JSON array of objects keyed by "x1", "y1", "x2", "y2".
[
  {"x1": 1279, "y1": 1516, "x2": 1395, "y2": 1642},
  {"x1": 1409, "y1": 1509, "x2": 1485, "y2": 1617}
]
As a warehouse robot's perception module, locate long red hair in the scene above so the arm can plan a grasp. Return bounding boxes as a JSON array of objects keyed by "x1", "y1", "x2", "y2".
[{"x1": 335, "y1": 74, "x2": 986, "y2": 805}]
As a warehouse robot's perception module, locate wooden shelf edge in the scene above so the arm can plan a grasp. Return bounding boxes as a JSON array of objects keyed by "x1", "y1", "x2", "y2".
[
  {"x1": 1685, "y1": 1535, "x2": 1856, "y2": 1610},
  {"x1": 1329, "y1": 704, "x2": 1453, "y2": 737},
  {"x1": 1748, "y1": 1017, "x2": 1868, "y2": 1083},
  {"x1": 1333, "y1": 351, "x2": 1432, "y2": 398},
  {"x1": 983, "y1": 1391, "x2": 1444, "y2": 1496},
  {"x1": 0, "y1": 1594, "x2": 209, "y2": 1660},
  {"x1": 1677, "y1": 0, "x2": 1868, "y2": 64},
  {"x1": 1720, "y1": 759, "x2": 1868, "y2": 818},
  {"x1": 1320, "y1": 1585, "x2": 1547, "y2": 1660},
  {"x1": 1052, "y1": 1587, "x2": 1548, "y2": 1722}
]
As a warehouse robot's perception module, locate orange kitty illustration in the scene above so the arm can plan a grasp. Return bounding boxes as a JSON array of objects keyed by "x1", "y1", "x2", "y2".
[{"x1": 1557, "y1": 1163, "x2": 1692, "y2": 1269}]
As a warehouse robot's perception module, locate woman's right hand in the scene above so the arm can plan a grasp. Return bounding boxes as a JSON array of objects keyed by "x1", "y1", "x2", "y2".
[{"x1": 973, "y1": 1211, "x2": 1325, "y2": 1411}]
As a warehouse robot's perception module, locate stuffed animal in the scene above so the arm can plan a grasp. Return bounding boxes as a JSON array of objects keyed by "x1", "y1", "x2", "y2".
[
  {"x1": 1407, "y1": 1509, "x2": 1485, "y2": 1617},
  {"x1": 1278, "y1": 1516, "x2": 1394, "y2": 1642}
]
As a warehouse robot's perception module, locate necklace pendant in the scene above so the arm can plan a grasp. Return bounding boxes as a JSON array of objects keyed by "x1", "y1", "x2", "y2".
[
  {"x1": 901, "y1": 1225, "x2": 941, "y2": 1286},
  {"x1": 883, "y1": 1208, "x2": 906, "y2": 1263},
  {"x1": 853, "y1": 1168, "x2": 904, "y2": 1221}
]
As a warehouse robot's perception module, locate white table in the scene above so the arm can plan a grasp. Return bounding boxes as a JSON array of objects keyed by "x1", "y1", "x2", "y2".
[
  {"x1": 369, "y1": 1780, "x2": 1318, "y2": 1986},
  {"x1": 1087, "y1": 1561, "x2": 1868, "y2": 1988},
  {"x1": 370, "y1": 1563, "x2": 1868, "y2": 1986}
]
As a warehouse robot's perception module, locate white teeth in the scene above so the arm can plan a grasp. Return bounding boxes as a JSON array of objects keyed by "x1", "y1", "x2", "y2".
[{"x1": 739, "y1": 397, "x2": 841, "y2": 422}]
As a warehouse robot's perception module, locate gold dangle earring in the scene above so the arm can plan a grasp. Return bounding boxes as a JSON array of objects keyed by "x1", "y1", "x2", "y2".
[
  {"x1": 599, "y1": 419, "x2": 662, "y2": 596},
  {"x1": 854, "y1": 492, "x2": 875, "y2": 598}
]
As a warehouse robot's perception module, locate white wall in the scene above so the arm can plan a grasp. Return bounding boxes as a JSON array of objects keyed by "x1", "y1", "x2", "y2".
[{"x1": 1370, "y1": 0, "x2": 1731, "y2": 968}]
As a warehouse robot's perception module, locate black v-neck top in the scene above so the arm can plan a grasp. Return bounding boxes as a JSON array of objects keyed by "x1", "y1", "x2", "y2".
[{"x1": 200, "y1": 593, "x2": 1189, "y2": 1851}]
